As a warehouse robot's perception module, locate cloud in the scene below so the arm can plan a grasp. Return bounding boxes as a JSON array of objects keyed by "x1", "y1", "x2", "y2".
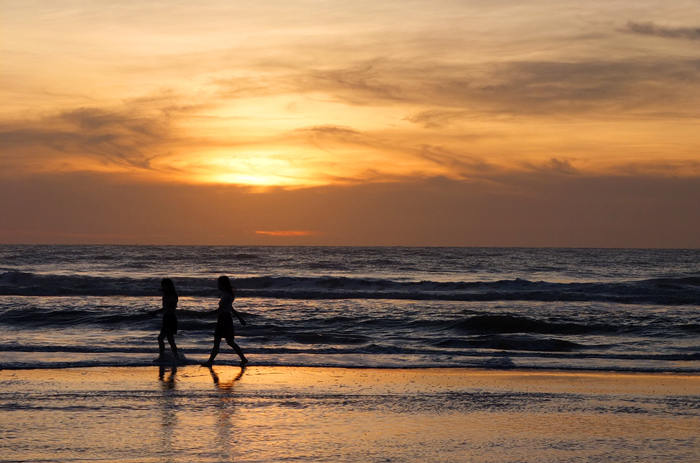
[
  {"x1": 294, "y1": 125, "x2": 385, "y2": 148},
  {"x1": 417, "y1": 145, "x2": 496, "y2": 178},
  {"x1": 405, "y1": 110, "x2": 471, "y2": 129},
  {"x1": 290, "y1": 124, "x2": 502, "y2": 182},
  {"x1": 209, "y1": 60, "x2": 406, "y2": 106},
  {"x1": 625, "y1": 21, "x2": 700, "y2": 41},
  {"x1": 0, "y1": 105, "x2": 173, "y2": 171},
  {"x1": 212, "y1": 74, "x2": 293, "y2": 99},
  {"x1": 420, "y1": 59, "x2": 700, "y2": 117},
  {"x1": 4, "y1": 39, "x2": 700, "y2": 187},
  {"x1": 525, "y1": 158, "x2": 579, "y2": 176},
  {"x1": 300, "y1": 62, "x2": 405, "y2": 105},
  {"x1": 262, "y1": 56, "x2": 700, "y2": 120},
  {"x1": 255, "y1": 230, "x2": 323, "y2": 236},
  {"x1": 0, "y1": 91, "x2": 221, "y2": 179}
]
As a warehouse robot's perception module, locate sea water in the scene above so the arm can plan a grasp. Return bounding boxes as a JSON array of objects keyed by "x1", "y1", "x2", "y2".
[{"x1": 1, "y1": 245, "x2": 699, "y2": 372}]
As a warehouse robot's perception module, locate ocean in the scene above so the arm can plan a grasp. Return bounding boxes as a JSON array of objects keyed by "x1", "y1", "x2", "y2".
[{"x1": 1, "y1": 245, "x2": 699, "y2": 372}]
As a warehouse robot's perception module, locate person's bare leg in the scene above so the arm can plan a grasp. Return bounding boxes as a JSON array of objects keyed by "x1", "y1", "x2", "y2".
[
  {"x1": 226, "y1": 336, "x2": 248, "y2": 365},
  {"x1": 202, "y1": 335, "x2": 222, "y2": 366},
  {"x1": 157, "y1": 332, "x2": 166, "y2": 356},
  {"x1": 167, "y1": 334, "x2": 179, "y2": 357}
]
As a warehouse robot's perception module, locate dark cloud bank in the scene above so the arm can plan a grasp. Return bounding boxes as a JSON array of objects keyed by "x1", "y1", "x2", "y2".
[{"x1": 2, "y1": 172, "x2": 699, "y2": 248}]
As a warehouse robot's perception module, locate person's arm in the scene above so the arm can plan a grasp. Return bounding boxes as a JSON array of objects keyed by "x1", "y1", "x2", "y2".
[
  {"x1": 154, "y1": 294, "x2": 177, "y2": 316},
  {"x1": 199, "y1": 295, "x2": 226, "y2": 318},
  {"x1": 199, "y1": 306, "x2": 222, "y2": 318},
  {"x1": 232, "y1": 308, "x2": 247, "y2": 326}
]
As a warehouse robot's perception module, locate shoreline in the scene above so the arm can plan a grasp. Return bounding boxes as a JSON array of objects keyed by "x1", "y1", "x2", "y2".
[
  {"x1": 2, "y1": 364, "x2": 698, "y2": 390},
  {"x1": 2, "y1": 360, "x2": 700, "y2": 376}
]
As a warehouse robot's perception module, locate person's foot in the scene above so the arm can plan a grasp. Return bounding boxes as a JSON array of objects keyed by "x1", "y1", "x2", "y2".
[
  {"x1": 201, "y1": 361, "x2": 213, "y2": 368},
  {"x1": 240, "y1": 358, "x2": 249, "y2": 367}
]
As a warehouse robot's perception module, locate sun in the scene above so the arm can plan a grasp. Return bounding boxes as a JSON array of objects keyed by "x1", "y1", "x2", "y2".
[
  {"x1": 184, "y1": 147, "x2": 328, "y2": 188},
  {"x1": 210, "y1": 172, "x2": 299, "y2": 187}
]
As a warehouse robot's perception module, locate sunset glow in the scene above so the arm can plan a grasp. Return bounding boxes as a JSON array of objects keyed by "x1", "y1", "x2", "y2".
[
  {"x1": 256, "y1": 231, "x2": 322, "y2": 237},
  {"x1": 2, "y1": 0, "x2": 699, "y2": 246}
]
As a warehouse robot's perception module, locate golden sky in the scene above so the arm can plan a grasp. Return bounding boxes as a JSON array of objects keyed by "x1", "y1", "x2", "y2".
[{"x1": 1, "y1": 0, "x2": 699, "y2": 246}]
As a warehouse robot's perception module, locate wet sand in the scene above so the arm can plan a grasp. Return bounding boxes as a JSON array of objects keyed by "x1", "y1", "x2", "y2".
[{"x1": 1, "y1": 367, "x2": 698, "y2": 462}]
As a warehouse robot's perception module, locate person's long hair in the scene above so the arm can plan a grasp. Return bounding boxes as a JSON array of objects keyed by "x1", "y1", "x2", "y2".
[
  {"x1": 161, "y1": 278, "x2": 177, "y2": 297},
  {"x1": 217, "y1": 275, "x2": 236, "y2": 298}
]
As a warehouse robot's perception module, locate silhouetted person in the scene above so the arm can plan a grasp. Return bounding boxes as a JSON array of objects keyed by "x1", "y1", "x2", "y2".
[
  {"x1": 201, "y1": 276, "x2": 248, "y2": 367},
  {"x1": 151, "y1": 278, "x2": 180, "y2": 361}
]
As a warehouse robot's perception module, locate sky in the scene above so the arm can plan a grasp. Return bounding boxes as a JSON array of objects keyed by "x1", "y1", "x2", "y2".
[{"x1": 1, "y1": 0, "x2": 699, "y2": 247}]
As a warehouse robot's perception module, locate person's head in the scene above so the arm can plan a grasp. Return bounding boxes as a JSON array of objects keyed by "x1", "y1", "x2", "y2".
[
  {"x1": 161, "y1": 278, "x2": 177, "y2": 296},
  {"x1": 217, "y1": 275, "x2": 235, "y2": 296}
]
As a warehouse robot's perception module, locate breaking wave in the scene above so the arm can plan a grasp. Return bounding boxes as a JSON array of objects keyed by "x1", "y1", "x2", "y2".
[{"x1": 2, "y1": 271, "x2": 699, "y2": 304}]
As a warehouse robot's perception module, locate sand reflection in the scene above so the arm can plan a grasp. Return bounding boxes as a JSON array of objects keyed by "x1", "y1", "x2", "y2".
[
  {"x1": 204, "y1": 366, "x2": 245, "y2": 460},
  {"x1": 157, "y1": 365, "x2": 179, "y2": 461},
  {"x1": 206, "y1": 365, "x2": 245, "y2": 390},
  {"x1": 3, "y1": 367, "x2": 694, "y2": 462}
]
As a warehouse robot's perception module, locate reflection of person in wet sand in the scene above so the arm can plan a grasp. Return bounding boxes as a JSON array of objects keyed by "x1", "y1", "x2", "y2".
[
  {"x1": 200, "y1": 276, "x2": 248, "y2": 367},
  {"x1": 158, "y1": 365, "x2": 177, "y2": 385},
  {"x1": 205, "y1": 366, "x2": 245, "y2": 390},
  {"x1": 151, "y1": 278, "x2": 180, "y2": 361}
]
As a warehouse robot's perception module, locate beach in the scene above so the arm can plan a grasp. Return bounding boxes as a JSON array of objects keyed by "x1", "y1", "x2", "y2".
[{"x1": 1, "y1": 366, "x2": 698, "y2": 462}]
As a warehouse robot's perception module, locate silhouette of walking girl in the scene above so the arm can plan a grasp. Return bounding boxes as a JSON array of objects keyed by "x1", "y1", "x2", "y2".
[
  {"x1": 201, "y1": 276, "x2": 248, "y2": 367},
  {"x1": 151, "y1": 278, "x2": 180, "y2": 361}
]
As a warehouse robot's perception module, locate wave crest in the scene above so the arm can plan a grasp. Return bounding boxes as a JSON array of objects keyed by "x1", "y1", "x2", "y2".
[{"x1": 1, "y1": 271, "x2": 699, "y2": 304}]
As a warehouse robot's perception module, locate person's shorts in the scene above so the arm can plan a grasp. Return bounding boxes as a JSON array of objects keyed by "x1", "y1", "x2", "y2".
[{"x1": 161, "y1": 313, "x2": 178, "y2": 335}]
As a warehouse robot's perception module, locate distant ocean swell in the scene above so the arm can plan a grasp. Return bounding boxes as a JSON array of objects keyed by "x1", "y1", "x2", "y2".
[
  {"x1": 2, "y1": 271, "x2": 699, "y2": 304},
  {"x1": 1, "y1": 246, "x2": 699, "y2": 372}
]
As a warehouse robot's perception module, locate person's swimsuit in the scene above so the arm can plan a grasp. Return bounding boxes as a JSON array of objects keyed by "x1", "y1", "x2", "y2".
[{"x1": 214, "y1": 292, "x2": 235, "y2": 338}]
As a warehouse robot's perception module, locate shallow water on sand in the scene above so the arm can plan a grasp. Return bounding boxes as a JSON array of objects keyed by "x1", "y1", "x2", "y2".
[{"x1": 1, "y1": 367, "x2": 698, "y2": 462}]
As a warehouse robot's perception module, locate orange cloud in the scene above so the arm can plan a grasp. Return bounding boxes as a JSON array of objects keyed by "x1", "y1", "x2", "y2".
[{"x1": 255, "y1": 230, "x2": 323, "y2": 237}]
